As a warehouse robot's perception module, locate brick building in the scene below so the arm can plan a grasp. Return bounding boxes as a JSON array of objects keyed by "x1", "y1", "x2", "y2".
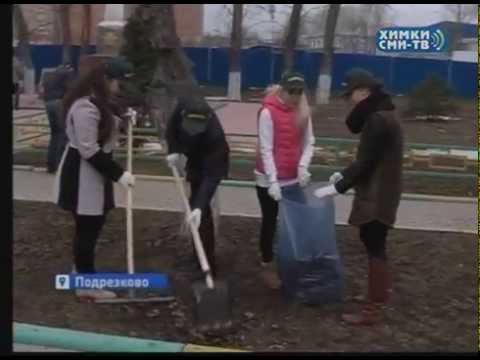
[{"x1": 17, "y1": 4, "x2": 204, "y2": 46}]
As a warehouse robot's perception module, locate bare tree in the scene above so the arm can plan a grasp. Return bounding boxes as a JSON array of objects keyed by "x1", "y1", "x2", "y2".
[
  {"x1": 308, "y1": 4, "x2": 391, "y2": 53},
  {"x1": 127, "y1": 4, "x2": 199, "y2": 144},
  {"x1": 316, "y1": 4, "x2": 341, "y2": 105},
  {"x1": 283, "y1": 4, "x2": 303, "y2": 72},
  {"x1": 80, "y1": 4, "x2": 92, "y2": 56},
  {"x1": 13, "y1": 4, "x2": 33, "y2": 69},
  {"x1": 443, "y1": 4, "x2": 477, "y2": 23},
  {"x1": 228, "y1": 4, "x2": 243, "y2": 100},
  {"x1": 58, "y1": 4, "x2": 72, "y2": 64},
  {"x1": 442, "y1": 4, "x2": 477, "y2": 52}
]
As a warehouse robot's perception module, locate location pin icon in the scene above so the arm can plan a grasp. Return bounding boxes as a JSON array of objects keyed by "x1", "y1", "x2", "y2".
[{"x1": 56, "y1": 275, "x2": 69, "y2": 290}]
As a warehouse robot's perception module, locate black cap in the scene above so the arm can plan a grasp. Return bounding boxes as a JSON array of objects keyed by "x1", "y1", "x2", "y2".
[
  {"x1": 105, "y1": 57, "x2": 134, "y2": 80},
  {"x1": 340, "y1": 68, "x2": 382, "y2": 97},
  {"x1": 279, "y1": 71, "x2": 305, "y2": 89},
  {"x1": 180, "y1": 97, "x2": 211, "y2": 135}
]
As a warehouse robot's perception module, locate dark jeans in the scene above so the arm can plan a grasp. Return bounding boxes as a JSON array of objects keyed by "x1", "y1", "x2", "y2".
[
  {"x1": 73, "y1": 214, "x2": 106, "y2": 273},
  {"x1": 256, "y1": 186, "x2": 279, "y2": 263},
  {"x1": 46, "y1": 100, "x2": 67, "y2": 172},
  {"x1": 359, "y1": 221, "x2": 389, "y2": 260},
  {"x1": 189, "y1": 179, "x2": 216, "y2": 275}
]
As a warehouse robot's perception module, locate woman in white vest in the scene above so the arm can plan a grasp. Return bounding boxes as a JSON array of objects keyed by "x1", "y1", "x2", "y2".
[
  {"x1": 254, "y1": 71, "x2": 315, "y2": 289},
  {"x1": 54, "y1": 58, "x2": 135, "y2": 301}
]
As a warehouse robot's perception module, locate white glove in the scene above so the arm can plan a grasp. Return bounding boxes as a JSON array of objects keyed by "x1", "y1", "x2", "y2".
[
  {"x1": 314, "y1": 184, "x2": 339, "y2": 199},
  {"x1": 118, "y1": 171, "x2": 135, "y2": 188},
  {"x1": 125, "y1": 108, "x2": 137, "y2": 126},
  {"x1": 268, "y1": 182, "x2": 282, "y2": 201},
  {"x1": 298, "y1": 166, "x2": 311, "y2": 187},
  {"x1": 166, "y1": 153, "x2": 180, "y2": 168},
  {"x1": 329, "y1": 172, "x2": 343, "y2": 184},
  {"x1": 187, "y1": 208, "x2": 202, "y2": 229}
]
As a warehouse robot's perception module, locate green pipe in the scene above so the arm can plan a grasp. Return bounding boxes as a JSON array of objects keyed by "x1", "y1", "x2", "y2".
[{"x1": 14, "y1": 323, "x2": 185, "y2": 353}]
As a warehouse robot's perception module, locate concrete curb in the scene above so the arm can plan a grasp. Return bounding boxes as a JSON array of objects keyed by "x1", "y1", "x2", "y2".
[
  {"x1": 12, "y1": 197, "x2": 476, "y2": 235},
  {"x1": 12, "y1": 166, "x2": 477, "y2": 204}
]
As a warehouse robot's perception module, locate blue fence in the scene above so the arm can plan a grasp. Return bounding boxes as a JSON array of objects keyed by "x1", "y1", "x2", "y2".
[
  {"x1": 28, "y1": 45, "x2": 96, "y2": 84},
  {"x1": 27, "y1": 45, "x2": 476, "y2": 98}
]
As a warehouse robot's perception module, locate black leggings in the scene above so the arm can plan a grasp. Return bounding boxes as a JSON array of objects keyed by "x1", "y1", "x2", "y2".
[
  {"x1": 256, "y1": 186, "x2": 279, "y2": 263},
  {"x1": 73, "y1": 213, "x2": 106, "y2": 273},
  {"x1": 359, "y1": 221, "x2": 389, "y2": 260}
]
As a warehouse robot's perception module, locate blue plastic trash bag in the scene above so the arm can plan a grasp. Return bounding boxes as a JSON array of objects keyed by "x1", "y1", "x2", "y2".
[{"x1": 275, "y1": 183, "x2": 344, "y2": 304}]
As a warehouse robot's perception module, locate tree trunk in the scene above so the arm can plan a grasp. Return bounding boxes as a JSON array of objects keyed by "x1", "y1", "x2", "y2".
[
  {"x1": 60, "y1": 4, "x2": 72, "y2": 64},
  {"x1": 132, "y1": 4, "x2": 199, "y2": 145},
  {"x1": 80, "y1": 4, "x2": 92, "y2": 56},
  {"x1": 316, "y1": 4, "x2": 341, "y2": 105},
  {"x1": 228, "y1": 4, "x2": 243, "y2": 100},
  {"x1": 283, "y1": 4, "x2": 303, "y2": 73},
  {"x1": 13, "y1": 4, "x2": 36, "y2": 95},
  {"x1": 13, "y1": 4, "x2": 32, "y2": 69}
]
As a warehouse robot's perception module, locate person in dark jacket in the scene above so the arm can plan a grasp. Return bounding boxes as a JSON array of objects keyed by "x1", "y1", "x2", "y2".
[
  {"x1": 314, "y1": 68, "x2": 404, "y2": 326},
  {"x1": 54, "y1": 57, "x2": 136, "y2": 302},
  {"x1": 42, "y1": 63, "x2": 76, "y2": 173},
  {"x1": 166, "y1": 95, "x2": 230, "y2": 277},
  {"x1": 13, "y1": 56, "x2": 24, "y2": 110}
]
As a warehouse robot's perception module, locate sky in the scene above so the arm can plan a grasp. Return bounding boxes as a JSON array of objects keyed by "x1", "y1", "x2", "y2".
[{"x1": 203, "y1": 4, "x2": 477, "y2": 37}]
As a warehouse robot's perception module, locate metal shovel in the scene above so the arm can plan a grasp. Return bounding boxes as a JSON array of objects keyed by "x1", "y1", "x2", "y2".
[{"x1": 170, "y1": 165, "x2": 233, "y2": 334}]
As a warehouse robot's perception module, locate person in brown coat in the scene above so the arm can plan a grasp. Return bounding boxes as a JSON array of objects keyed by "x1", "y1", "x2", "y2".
[{"x1": 314, "y1": 68, "x2": 404, "y2": 326}]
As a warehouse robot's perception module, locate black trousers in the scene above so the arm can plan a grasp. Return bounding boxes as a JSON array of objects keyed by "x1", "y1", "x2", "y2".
[
  {"x1": 256, "y1": 186, "x2": 279, "y2": 263},
  {"x1": 189, "y1": 180, "x2": 216, "y2": 275},
  {"x1": 73, "y1": 213, "x2": 106, "y2": 273},
  {"x1": 359, "y1": 221, "x2": 389, "y2": 260}
]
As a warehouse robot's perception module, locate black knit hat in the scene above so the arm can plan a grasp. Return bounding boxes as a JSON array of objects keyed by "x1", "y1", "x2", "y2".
[{"x1": 340, "y1": 68, "x2": 382, "y2": 97}]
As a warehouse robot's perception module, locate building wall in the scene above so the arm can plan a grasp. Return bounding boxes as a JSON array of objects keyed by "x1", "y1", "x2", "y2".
[
  {"x1": 18, "y1": 4, "x2": 203, "y2": 46},
  {"x1": 174, "y1": 4, "x2": 204, "y2": 45}
]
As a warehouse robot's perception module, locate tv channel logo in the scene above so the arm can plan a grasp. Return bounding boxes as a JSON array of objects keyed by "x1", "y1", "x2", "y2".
[{"x1": 376, "y1": 27, "x2": 448, "y2": 53}]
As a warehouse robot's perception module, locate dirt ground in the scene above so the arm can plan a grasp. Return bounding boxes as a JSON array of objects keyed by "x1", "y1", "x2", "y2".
[
  {"x1": 13, "y1": 200, "x2": 477, "y2": 352},
  {"x1": 204, "y1": 87, "x2": 477, "y2": 148},
  {"x1": 309, "y1": 97, "x2": 477, "y2": 148}
]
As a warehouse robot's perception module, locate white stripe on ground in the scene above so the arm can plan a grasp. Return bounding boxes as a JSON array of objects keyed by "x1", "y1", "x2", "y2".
[{"x1": 13, "y1": 170, "x2": 476, "y2": 234}]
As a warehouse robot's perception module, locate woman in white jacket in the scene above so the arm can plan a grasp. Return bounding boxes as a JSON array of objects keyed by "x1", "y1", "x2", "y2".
[{"x1": 55, "y1": 58, "x2": 135, "y2": 301}]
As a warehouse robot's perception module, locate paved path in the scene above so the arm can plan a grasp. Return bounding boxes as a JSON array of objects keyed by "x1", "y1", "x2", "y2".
[{"x1": 13, "y1": 169, "x2": 476, "y2": 234}]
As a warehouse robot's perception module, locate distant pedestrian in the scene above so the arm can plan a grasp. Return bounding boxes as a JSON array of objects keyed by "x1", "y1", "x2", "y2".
[
  {"x1": 12, "y1": 56, "x2": 24, "y2": 110},
  {"x1": 41, "y1": 63, "x2": 76, "y2": 173}
]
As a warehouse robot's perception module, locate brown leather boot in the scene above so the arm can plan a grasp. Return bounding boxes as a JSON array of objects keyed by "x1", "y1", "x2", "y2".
[
  {"x1": 341, "y1": 302, "x2": 383, "y2": 326},
  {"x1": 260, "y1": 261, "x2": 281, "y2": 290},
  {"x1": 342, "y1": 258, "x2": 389, "y2": 326},
  {"x1": 351, "y1": 258, "x2": 392, "y2": 304}
]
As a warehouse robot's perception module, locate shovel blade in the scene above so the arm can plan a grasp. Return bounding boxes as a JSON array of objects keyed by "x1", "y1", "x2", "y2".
[{"x1": 192, "y1": 280, "x2": 233, "y2": 334}]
